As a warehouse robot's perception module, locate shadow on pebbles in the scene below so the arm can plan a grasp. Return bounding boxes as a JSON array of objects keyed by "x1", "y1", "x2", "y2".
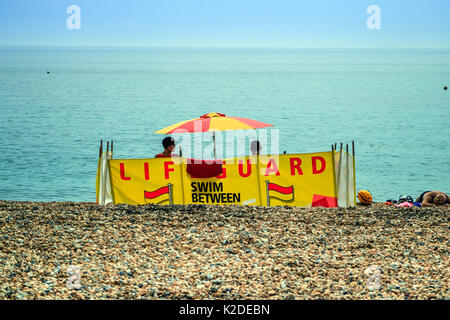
[{"x1": 0, "y1": 200, "x2": 448, "y2": 300}]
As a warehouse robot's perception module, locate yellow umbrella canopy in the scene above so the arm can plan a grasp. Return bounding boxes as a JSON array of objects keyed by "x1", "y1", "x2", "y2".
[{"x1": 155, "y1": 112, "x2": 274, "y2": 134}]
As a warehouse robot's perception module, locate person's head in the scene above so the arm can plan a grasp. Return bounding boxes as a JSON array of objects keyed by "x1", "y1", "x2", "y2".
[
  {"x1": 162, "y1": 137, "x2": 175, "y2": 152},
  {"x1": 434, "y1": 194, "x2": 446, "y2": 205},
  {"x1": 250, "y1": 140, "x2": 261, "y2": 155}
]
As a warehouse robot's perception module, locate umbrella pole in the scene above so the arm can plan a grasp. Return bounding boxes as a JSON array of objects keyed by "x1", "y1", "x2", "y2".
[{"x1": 213, "y1": 132, "x2": 217, "y2": 159}]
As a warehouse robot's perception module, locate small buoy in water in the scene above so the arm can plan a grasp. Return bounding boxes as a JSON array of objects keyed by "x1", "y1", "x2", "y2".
[
  {"x1": 445, "y1": 86, "x2": 448, "y2": 90},
  {"x1": 46, "y1": 71, "x2": 50, "y2": 74}
]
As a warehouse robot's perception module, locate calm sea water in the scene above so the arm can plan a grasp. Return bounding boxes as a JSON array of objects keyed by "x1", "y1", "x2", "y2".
[{"x1": 0, "y1": 47, "x2": 449, "y2": 202}]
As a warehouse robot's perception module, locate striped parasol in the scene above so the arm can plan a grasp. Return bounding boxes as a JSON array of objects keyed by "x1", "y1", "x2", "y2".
[
  {"x1": 154, "y1": 112, "x2": 273, "y2": 134},
  {"x1": 155, "y1": 113, "x2": 274, "y2": 158}
]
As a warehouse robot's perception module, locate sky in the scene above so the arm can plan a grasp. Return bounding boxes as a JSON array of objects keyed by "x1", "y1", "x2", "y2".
[{"x1": 0, "y1": 0, "x2": 449, "y2": 48}]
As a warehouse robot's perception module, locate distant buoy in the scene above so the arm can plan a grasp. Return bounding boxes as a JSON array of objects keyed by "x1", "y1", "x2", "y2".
[
  {"x1": 46, "y1": 71, "x2": 50, "y2": 74},
  {"x1": 445, "y1": 86, "x2": 448, "y2": 90}
]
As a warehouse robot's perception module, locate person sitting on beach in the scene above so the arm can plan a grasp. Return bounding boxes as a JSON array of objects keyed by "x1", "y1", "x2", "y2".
[
  {"x1": 416, "y1": 191, "x2": 450, "y2": 207},
  {"x1": 250, "y1": 140, "x2": 262, "y2": 156},
  {"x1": 155, "y1": 137, "x2": 178, "y2": 158}
]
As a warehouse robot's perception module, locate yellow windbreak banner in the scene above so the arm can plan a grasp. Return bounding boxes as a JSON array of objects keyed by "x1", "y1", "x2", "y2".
[
  {"x1": 107, "y1": 152, "x2": 338, "y2": 207},
  {"x1": 258, "y1": 152, "x2": 336, "y2": 207},
  {"x1": 109, "y1": 158, "x2": 184, "y2": 205}
]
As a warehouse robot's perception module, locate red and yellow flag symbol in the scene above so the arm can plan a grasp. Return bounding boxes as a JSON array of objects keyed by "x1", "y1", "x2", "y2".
[
  {"x1": 266, "y1": 181, "x2": 294, "y2": 205},
  {"x1": 144, "y1": 184, "x2": 172, "y2": 204}
]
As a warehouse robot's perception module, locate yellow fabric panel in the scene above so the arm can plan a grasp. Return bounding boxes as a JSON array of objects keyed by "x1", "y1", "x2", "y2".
[
  {"x1": 209, "y1": 117, "x2": 254, "y2": 131},
  {"x1": 109, "y1": 158, "x2": 184, "y2": 205},
  {"x1": 258, "y1": 152, "x2": 336, "y2": 207}
]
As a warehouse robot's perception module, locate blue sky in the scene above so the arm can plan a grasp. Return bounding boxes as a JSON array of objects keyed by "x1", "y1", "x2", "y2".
[{"x1": 0, "y1": 0, "x2": 449, "y2": 48}]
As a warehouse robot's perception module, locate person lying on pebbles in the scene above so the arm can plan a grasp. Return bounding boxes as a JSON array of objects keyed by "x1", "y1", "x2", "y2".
[{"x1": 416, "y1": 191, "x2": 450, "y2": 207}]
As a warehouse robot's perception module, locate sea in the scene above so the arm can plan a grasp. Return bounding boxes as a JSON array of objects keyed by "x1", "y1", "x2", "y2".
[{"x1": 0, "y1": 47, "x2": 449, "y2": 203}]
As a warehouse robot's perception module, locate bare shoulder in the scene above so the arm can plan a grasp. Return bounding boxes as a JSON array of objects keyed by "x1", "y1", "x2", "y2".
[
  {"x1": 423, "y1": 191, "x2": 435, "y2": 200},
  {"x1": 427, "y1": 191, "x2": 446, "y2": 199},
  {"x1": 421, "y1": 192, "x2": 435, "y2": 206}
]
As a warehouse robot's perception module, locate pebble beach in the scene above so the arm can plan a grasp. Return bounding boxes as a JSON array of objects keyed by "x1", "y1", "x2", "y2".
[{"x1": 0, "y1": 200, "x2": 448, "y2": 300}]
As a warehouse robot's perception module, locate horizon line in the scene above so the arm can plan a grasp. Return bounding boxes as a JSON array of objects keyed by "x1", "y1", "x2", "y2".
[{"x1": 1, "y1": 44, "x2": 450, "y2": 50}]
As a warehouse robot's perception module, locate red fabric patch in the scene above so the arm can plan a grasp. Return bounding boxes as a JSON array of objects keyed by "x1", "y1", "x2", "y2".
[
  {"x1": 155, "y1": 153, "x2": 173, "y2": 158},
  {"x1": 312, "y1": 194, "x2": 338, "y2": 207},
  {"x1": 186, "y1": 160, "x2": 223, "y2": 178}
]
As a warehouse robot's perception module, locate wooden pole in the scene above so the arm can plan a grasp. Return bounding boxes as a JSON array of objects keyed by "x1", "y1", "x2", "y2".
[
  {"x1": 352, "y1": 140, "x2": 356, "y2": 206},
  {"x1": 265, "y1": 180, "x2": 270, "y2": 206},
  {"x1": 111, "y1": 140, "x2": 114, "y2": 158},
  {"x1": 106, "y1": 141, "x2": 110, "y2": 153},
  {"x1": 99, "y1": 140, "x2": 103, "y2": 158},
  {"x1": 346, "y1": 144, "x2": 350, "y2": 207},
  {"x1": 168, "y1": 183, "x2": 173, "y2": 205},
  {"x1": 96, "y1": 140, "x2": 103, "y2": 204}
]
